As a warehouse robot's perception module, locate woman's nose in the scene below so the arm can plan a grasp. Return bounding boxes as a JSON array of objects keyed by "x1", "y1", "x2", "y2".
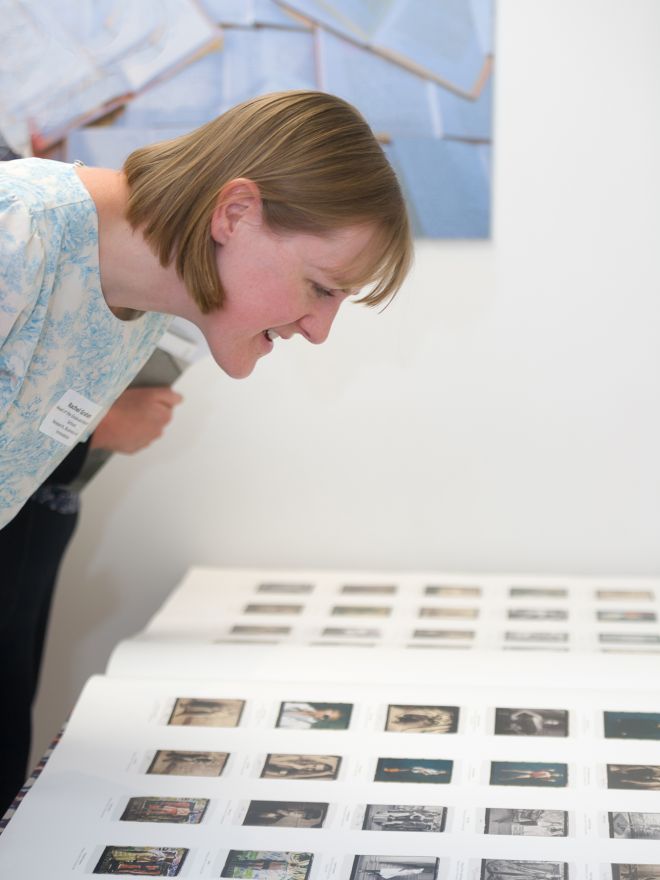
[{"x1": 299, "y1": 300, "x2": 342, "y2": 345}]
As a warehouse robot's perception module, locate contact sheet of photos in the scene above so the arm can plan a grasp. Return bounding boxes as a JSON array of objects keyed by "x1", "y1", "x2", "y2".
[
  {"x1": 135, "y1": 569, "x2": 660, "y2": 654},
  {"x1": 1, "y1": 674, "x2": 660, "y2": 877}
]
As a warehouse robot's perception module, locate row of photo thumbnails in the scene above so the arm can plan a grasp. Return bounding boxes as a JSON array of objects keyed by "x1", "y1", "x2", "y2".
[
  {"x1": 89, "y1": 849, "x2": 660, "y2": 877},
  {"x1": 254, "y1": 585, "x2": 659, "y2": 601},
  {"x1": 221, "y1": 628, "x2": 660, "y2": 646},
  {"x1": 109, "y1": 797, "x2": 660, "y2": 838},
  {"x1": 164, "y1": 699, "x2": 660, "y2": 738},
  {"x1": 235, "y1": 605, "x2": 660, "y2": 623},
  {"x1": 140, "y1": 751, "x2": 660, "y2": 790}
]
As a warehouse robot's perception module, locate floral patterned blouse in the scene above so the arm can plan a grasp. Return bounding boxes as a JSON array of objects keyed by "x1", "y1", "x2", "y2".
[{"x1": 0, "y1": 158, "x2": 170, "y2": 527}]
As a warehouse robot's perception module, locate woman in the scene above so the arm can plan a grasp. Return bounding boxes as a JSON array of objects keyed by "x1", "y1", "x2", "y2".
[{"x1": 0, "y1": 90, "x2": 412, "y2": 528}]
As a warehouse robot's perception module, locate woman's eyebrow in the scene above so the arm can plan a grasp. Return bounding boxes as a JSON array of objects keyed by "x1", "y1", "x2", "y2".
[{"x1": 312, "y1": 263, "x2": 353, "y2": 289}]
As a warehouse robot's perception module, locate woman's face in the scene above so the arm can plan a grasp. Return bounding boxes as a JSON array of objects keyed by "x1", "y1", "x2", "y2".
[{"x1": 198, "y1": 196, "x2": 375, "y2": 378}]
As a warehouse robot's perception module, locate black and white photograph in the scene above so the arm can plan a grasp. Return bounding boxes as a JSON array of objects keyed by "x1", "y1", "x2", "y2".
[
  {"x1": 276, "y1": 701, "x2": 352, "y2": 730},
  {"x1": 599, "y1": 633, "x2": 660, "y2": 645},
  {"x1": 607, "y1": 765, "x2": 660, "y2": 791},
  {"x1": 611, "y1": 867, "x2": 660, "y2": 880},
  {"x1": 490, "y1": 762, "x2": 568, "y2": 787},
  {"x1": 505, "y1": 632, "x2": 569, "y2": 643},
  {"x1": 147, "y1": 749, "x2": 228, "y2": 777},
  {"x1": 507, "y1": 609, "x2": 568, "y2": 621},
  {"x1": 385, "y1": 704, "x2": 459, "y2": 733},
  {"x1": 261, "y1": 753, "x2": 342, "y2": 780},
  {"x1": 484, "y1": 808, "x2": 568, "y2": 837},
  {"x1": 481, "y1": 860, "x2": 568, "y2": 880},
  {"x1": 351, "y1": 855, "x2": 440, "y2": 880},
  {"x1": 604, "y1": 712, "x2": 660, "y2": 740},
  {"x1": 608, "y1": 812, "x2": 660, "y2": 839},
  {"x1": 243, "y1": 800, "x2": 328, "y2": 828},
  {"x1": 362, "y1": 804, "x2": 447, "y2": 832},
  {"x1": 494, "y1": 707, "x2": 568, "y2": 737},
  {"x1": 168, "y1": 697, "x2": 244, "y2": 727}
]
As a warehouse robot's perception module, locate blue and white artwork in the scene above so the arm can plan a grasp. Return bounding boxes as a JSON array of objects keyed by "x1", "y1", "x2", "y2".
[{"x1": 11, "y1": 0, "x2": 494, "y2": 238}]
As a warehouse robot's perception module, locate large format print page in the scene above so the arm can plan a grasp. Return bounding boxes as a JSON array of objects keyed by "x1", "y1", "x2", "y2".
[
  {"x1": 1, "y1": 675, "x2": 660, "y2": 876},
  {"x1": 110, "y1": 567, "x2": 660, "y2": 657}
]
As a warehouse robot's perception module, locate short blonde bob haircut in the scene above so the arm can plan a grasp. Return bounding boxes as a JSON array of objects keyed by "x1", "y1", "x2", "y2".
[{"x1": 124, "y1": 90, "x2": 412, "y2": 313}]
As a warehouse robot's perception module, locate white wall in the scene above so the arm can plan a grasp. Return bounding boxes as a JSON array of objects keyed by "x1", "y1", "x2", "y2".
[{"x1": 32, "y1": 0, "x2": 660, "y2": 762}]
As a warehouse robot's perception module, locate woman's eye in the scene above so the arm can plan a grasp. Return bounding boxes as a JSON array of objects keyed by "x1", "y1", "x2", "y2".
[{"x1": 312, "y1": 282, "x2": 334, "y2": 298}]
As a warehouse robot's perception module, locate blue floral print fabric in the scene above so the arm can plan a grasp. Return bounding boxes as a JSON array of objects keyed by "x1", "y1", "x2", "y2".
[{"x1": 0, "y1": 159, "x2": 171, "y2": 527}]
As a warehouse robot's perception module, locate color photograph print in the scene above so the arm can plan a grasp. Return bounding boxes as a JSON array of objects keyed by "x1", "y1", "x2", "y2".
[
  {"x1": 257, "y1": 583, "x2": 313, "y2": 594},
  {"x1": 374, "y1": 757, "x2": 453, "y2": 784},
  {"x1": 597, "y1": 610, "x2": 657, "y2": 622},
  {"x1": 244, "y1": 603, "x2": 304, "y2": 614},
  {"x1": 342, "y1": 585, "x2": 397, "y2": 595},
  {"x1": 608, "y1": 812, "x2": 660, "y2": 839},
  {"x1": 331, "y1": 605, "x2": 392, "y2": 617},
  {"x1": 419, "y1": 606, "x2": 479, "y2": 619},
  {"x1": 168, "y1": 697, "x2": 244, "y2": 727},
  {"x1": 120, "y1": 796, "x2": 208, "y2": 824},
  {"x1": 94, "y1": 846, "x2": 187, "y2": 876},
  {"x1": 489, "y1": 762, "x2": 568, "y2": 787},
  {"x1": 509, "y1": 588, "x2": 568, "y2": 599},
  {"x1": 607, "y1": 765, "x2": 660, "y2": 790},
  {"x1": 351, "y1": 855, "x2": 440, "y2": 880},
  {"x1": 425, "y1": 586, "x2": 482, "y2": 598},
  {"x1": 261, "y1": 753, "x2": 341, "y2": 780},
  {"x1": 231, "y1": 625, "x2": 291, "y2": 636},
  {"x1": 484, "y1": 809, "x2": 568, "y2": 837},
  {"x1": 322, "y1": 627, "x2": 381, "y2": 639},
  {"x1": 276, "y1": 701, "x2": 353, "y2": 730},
  {"x1": 243, "y1": 800, "x2": 328, "y2": 829},
  {"x1": 481, "y1": 860, "x2": 568, "y2": 880},
  {"x1": 604, "y1": 712, "x2": 660, "y2": 740},
  {"x1": 611, "y1": 867, "x2": 660, "y2": 880},
  {"x1": 147, "y1": 749, "x2": 228, "y2": 777},
  {"x1": 385, "y1": 704, "x2": 459, "y2": 734},
  {"x1": 221, "y1": 850, "x2": 313, "y2": 880},
  {"x1": 362, "y1": 804, "x2": 447, "y2": 832},
  {"x1": 494, "y1": 708, "x2": 569, "y2": 737},
  {"x1": 596, "y1": 590, "x2": 655, "y2": 601},
  {"x1": 413, "y1": 629, "x2": 474, "y2": 640}
]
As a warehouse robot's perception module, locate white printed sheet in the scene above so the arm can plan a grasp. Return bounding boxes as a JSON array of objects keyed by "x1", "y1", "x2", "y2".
[{"x1": 1, "y1": 675, "x2": 660, "y2": 876}]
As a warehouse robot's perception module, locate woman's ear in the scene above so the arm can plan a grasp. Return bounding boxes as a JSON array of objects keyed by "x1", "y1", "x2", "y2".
[{"x1": 210, "y1": 178, "x2": 263, "y2": 245}]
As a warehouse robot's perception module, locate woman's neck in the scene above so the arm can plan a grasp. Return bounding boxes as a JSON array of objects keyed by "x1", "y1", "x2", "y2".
[{"x1": 74, "y1": 166, "x2": 197, "y2": 322}]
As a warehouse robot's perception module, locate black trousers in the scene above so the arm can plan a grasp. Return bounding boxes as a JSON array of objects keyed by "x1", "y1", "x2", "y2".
[{"x1": 0, "y1": 441, "x2": 89, "y2": 817}]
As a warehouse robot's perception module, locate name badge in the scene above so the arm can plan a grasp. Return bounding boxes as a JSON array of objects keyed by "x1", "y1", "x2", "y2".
[{"x1": 39, "y1": 389, "x2": 102, "y2": 447}]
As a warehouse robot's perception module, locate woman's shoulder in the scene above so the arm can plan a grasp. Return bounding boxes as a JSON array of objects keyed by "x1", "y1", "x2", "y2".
[{"x1": 0, "y1": 157, "x2": 91, "y2": 215}]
